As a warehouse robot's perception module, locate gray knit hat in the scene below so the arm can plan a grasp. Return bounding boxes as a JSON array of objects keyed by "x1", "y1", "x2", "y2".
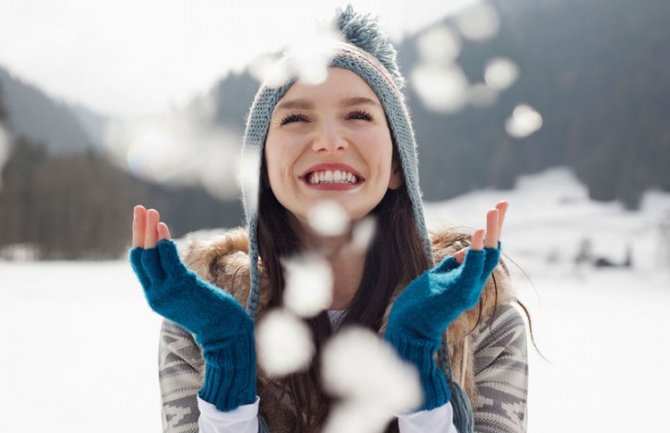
[{"x1": 240, "y1": 6, "x2": 474, "y2": 431}]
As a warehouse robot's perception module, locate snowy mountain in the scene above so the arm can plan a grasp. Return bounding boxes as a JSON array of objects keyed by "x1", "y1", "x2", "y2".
[{"x1": 0, "y1": 65, "x2": 106, "y2": 155}]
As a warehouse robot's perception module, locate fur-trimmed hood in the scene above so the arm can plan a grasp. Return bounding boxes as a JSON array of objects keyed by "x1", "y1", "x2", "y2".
[{"x1": 180, "y1": 227, "x2": 516, "y2": 426}]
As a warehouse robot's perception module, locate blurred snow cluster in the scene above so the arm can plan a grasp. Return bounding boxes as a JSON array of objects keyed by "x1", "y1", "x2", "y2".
[{"x1": 411, "y1": 1, "x2": 542, "y2": 138}]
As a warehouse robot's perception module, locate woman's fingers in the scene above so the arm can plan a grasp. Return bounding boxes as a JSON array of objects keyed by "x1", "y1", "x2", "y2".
[
  {"x1": 482, "y1": 201, "x2": 509, "y2": 248},
  {"x1": 454, "y1": 248, "x2": 468, "y2": 264},
  {"x1": 145, "y1": 209, "x2": 160, "y2": 248},
  {"x1": 495, "y1": 201, "x2": 508, "y2": 236},
  {"x1": 471, "y1": 228, "x2": 485, "y2": 250},
  {"x1": 157, "y1": 222, "x2": 171, "y2": 241},
  {"x1": 133, "y1": 205, "x2": 170, "y2": 248},
  {"x1": 132, "y1": 205, "x2": 147, "y2": 248},
  {"x1": 485, "y1": 208, "x2": 499, "y2": 248}
]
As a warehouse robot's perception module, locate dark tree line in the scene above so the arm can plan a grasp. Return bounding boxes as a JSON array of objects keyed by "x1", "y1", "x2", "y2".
[
  {"x1": 0, "y1": 139, "x2": 244, "y2": 259},
  {"x1": 0, "y1": 139, "x2": 130, "y2": 258}
]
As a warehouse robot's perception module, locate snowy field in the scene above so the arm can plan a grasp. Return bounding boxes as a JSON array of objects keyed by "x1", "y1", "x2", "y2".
[{"x1": 1, "y1": 167, "x2": 669, "y2": 432}]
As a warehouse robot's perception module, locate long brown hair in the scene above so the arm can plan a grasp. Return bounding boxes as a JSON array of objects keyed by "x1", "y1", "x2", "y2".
[{"x1": 256, "y1": 147, "x2": 431, "y2": 432}]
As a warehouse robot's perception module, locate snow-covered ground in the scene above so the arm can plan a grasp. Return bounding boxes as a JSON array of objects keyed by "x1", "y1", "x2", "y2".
[
  {"x1": 0, "y1": 260, "x2": 163, "y2": 432},
  {"x1": 1, "y1": 167, "x2": 669, "y2": 432}
]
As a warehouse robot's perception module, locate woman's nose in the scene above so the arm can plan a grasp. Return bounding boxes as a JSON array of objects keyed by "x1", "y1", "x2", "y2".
[{"x1": 311, "y1": 123, "x2": 348, "y2": 153}]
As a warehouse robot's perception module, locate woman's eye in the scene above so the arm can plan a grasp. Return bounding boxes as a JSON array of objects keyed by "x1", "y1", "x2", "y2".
[
  {"x1": 280, "y1": 113, "x2": 309, "y2": 125},
  {"x1": 347, "y1": 110, "x2": 373, "y2": 121}
]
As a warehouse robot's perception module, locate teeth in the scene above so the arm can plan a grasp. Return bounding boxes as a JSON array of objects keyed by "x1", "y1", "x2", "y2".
[{"x1": 307, "y1": 170, "x2": 359, "y2": 185}]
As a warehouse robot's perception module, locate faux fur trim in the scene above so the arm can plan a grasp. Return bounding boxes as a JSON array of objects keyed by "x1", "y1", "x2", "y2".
[{"x1": 182, "y1": 228, "x2": 272, "y2": 314}]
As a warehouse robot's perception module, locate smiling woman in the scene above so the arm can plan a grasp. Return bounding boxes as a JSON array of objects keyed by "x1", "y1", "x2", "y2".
[{"x1": 129, "y1": 5, "x2": 528, "y2": 433}]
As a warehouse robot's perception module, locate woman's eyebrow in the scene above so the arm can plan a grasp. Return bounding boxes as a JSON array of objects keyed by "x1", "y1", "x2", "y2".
[
  {"x1": 340, "y1": 96, "x2": 381, "y2": 108},
  {"x1": 275, "y1": 99, "x2": 313, "y2": 112}
]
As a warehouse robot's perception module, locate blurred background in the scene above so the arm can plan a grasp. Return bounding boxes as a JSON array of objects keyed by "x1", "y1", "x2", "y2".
[
  {"x1": 1, "y1": 0, "x2": 668, "y2": 260},
  {"x1": 1, "y1": 0, "x2": 669, "y2": 431}
]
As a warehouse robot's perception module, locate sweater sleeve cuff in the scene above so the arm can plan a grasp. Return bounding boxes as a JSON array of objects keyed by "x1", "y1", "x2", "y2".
[
  {"x1": 197, "y1": 328, "x2": 257, "y2": 411},
  {"x1": 385, "y1": 332, "x2": 451, "y2": 410}
]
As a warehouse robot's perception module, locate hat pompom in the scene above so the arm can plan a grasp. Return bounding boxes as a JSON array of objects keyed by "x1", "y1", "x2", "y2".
[{"x1": 334, "y1": 5, "x2": 405, "y2": 89}]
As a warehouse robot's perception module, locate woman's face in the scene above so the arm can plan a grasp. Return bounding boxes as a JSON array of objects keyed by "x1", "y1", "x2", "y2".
[{"x1": 264, "y1": 67, "x2": 401, "y2": 226}]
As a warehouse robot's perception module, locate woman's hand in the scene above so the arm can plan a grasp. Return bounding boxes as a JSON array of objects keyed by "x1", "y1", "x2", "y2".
[
  {"x1": 384, "y1": 200, "x2": 509, "y2": 410},
  {"x1": 132, "y1": 205, "x2": 171, "y2": 248},
  {"x1": 129, "y1": 204, "x2": 257, "y2": 411},
  {"x1": 453, "y1": 200, "x2": 507, "y2": 264},
  {"x1": 389, "y1": 201, "x2": 508, "y2": 336},
  {"x1": 389, "y1": 200, "x2": 508, "y2": 338}
]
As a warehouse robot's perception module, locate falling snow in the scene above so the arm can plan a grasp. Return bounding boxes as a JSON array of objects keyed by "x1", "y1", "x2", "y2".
[
  {"x1": 256, "y1": 309, "x2": 315, "y2": 377},
  {"x1": 282, "y1": 253, "x2": 334, "y2": 318}
]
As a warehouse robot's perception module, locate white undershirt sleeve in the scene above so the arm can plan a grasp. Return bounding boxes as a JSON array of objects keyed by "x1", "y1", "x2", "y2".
[
  {"x1": 197, "y1": 396, "x2": 260, "y2": 433},
  {"x1": 397, "y1": 401, "x2": 459, "y2": 433},
  {"x1": 197, "y1": 387, "x2": 458, "y2": 433}
]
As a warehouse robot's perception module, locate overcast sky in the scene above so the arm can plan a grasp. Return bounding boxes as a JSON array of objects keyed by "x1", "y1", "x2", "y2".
[{"x1": 0, "y1": 0, "x2": 478, "y2": 118}]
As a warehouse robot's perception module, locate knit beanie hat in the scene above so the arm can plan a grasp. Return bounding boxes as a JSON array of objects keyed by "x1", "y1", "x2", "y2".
[{"x1": 240, "y1": 6, "x2": 474, "y2": 431}]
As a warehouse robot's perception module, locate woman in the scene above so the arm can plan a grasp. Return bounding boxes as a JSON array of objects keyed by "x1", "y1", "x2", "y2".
[{"x1": 130, "y1": 6, "x2": 528, "y2": 433}]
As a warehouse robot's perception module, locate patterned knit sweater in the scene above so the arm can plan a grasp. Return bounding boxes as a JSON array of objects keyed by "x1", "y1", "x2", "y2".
[{"x1": 157, "y1": 228, "x2": 528, "y2": 433}]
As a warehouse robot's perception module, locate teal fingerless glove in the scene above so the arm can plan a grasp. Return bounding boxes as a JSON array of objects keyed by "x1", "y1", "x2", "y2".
[
  {"x1": 385, "y1": 242, "x2": 501, "y2": 410},
  {"x1": 130, "y1": 239, "x2": 256, "y2": 411}
]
